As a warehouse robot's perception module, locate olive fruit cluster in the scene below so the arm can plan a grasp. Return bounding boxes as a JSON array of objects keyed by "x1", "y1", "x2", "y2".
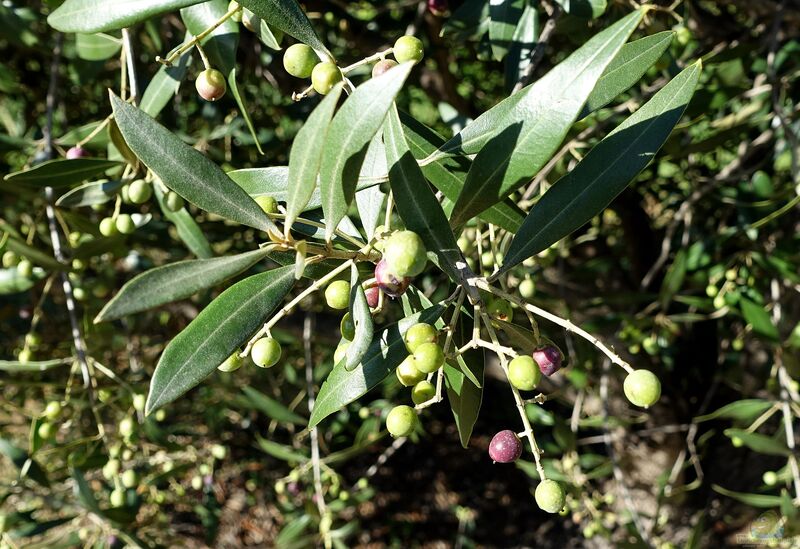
[
  {"x1": 2, "y1": 251, "x2": 34, "y2": 279},
  {"x1": 506, "y1": 344, "x2": 563, "y2": 392},
  {"x1": 281, "y1": 43, "x2": 342, "y2": 95},
  {"x1": 374, "y1": 230, "x2": 427, "y2": 298},
  {"x1": 371, "y1": 35, "x2": 425, "y2": 78}
]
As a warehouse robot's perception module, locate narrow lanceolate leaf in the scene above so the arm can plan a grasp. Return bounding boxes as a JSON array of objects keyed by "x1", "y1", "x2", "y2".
[
  {"x1": 740, "y1": 297, "x2": 779, "y2": 341},
  {"x1": 319, "y1": 63, "x2": 413, "y2": 241},
  {"x1": 4, "y1": 158, "x2": 121, "y2": 188},
  {"x1": 110, "y1": 93, "x2": 275, "y2": 232},
  {"x1": 309, "y1": 305, "x2": 445, "y2": 427},
  {"x1": 500, "y1": 61, "x2": 701, "y2": 273},
  {"x1": 0, "y1": 438, "x2": 49, "y2": 487},
  {"x1": 489, "y1": 0, "x2": 526, "y2": 61},
  {"x1": 285, "y1": 84, "x2": 344, "y2": 232},
  {"x1": 354, "y1": 135, "x2": 388, "y2": 241},
  {"x1": 140, "y1": 44, "x2": 192, "y2": 117},
  {"x1": 95, "y1": 248, "x2": 271, "y2": 322},
  {"x1": 48, "y1": 0, "x2": 205, "y2": 33},
  {"x1": 583, "y1": 31, "x2": 675, "y2": 116},
  {"x1": 444, "y1": 318, "x2": 484, "y2": 448},
  {"x1": 449, "y1": 9, "x2": 645, "y2": 226},
  {"x1": 400, "y1": 113, "x2": 524, "y2": 233},
  {"x1": 345, "y1": 266, "x2": 374, "y2": 371},
  {"x1": 56, "y1": 179, "x2": 124, "y2": 208},
  {"x1": 154, "y1": 185, "x2": 213, "y2": 259},
  {"x1": 504, "y1": 2, "x2": 538, "y2": 91},
  {"x1": 384, "y1": 106, "x2": 465, "y2": 283},
  {"x1": 723, "y1": 429, "x2": 790, "y2": 456},
  {"x1": 145, "y1": 265, "x2": 295, "y2": 414},
  {"x1": 237, "y1": 0, "x2": 331, "y2": 59}
]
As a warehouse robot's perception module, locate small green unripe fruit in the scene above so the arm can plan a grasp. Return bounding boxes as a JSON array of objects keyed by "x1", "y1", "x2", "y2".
[
  {"x1": 18, "y1": 348, "x2": 32, "y2": 364},
  {"x1": 393, "y1": 35, "x2": 424, "y2": 64},
  {"x1": 16, "y1": 259, "x2": 33, "y2": 278},
  {"x1": 762, "y1": 471, "x2": 778, "y2": 486},
  {"x1": 413, "y1": 342, "x2": 444, "y2": 374},
  {"x1": 731, "y1": 436, "x2": 744, "y2": 447},
  {"x1": 340, "y1": 313, "x2": 356, "y2": 341},
  {"x1": 2, "y1": 251, "x2": 18, "y2": 268},
  {"x1": 43, "y1": 401, "x2": 62, "y2": 420},
  {"x1": 73, "y1": 287, "x2": 87, "y2": 301},
  {"x1": 384, "y1": 230, "x2": 427, "y2": 278},
  {"x1": 99, "y1": 217, "x2": 117, "y2": 237},
  {"x1": 705, "y1": 284, "x2": 718, "y2": 298},
  {"x1": 218, "y1": 352, "x2": 244, "y2": 372},
  {"x1": 128, "y1": 179, "x2": 152, "y2": 204},
  {"x1": 386, "y1": 405, "x2": 417, "y2": 438},
  {"x1": 103, "y1": 459, "x2": 120, "y2": 479},
  {"x1": 732, "y1": 338, "x2": 744, "y2": 351},
  {"x1": 195, "y1": 68, "x2": 227, "y2": 101},
  {"x1": 411, "y1": 380, "x2": 435, "y2": 405},
  {"x1": 404, "y1": 323, "x2": 438, "y2": 353},
  {"x1": 119, "y1": 417, "x2": 135, "y2": 437},
  {"x1": 487, "y1": 297, "x2": 513, "y2": 322},
  {"x1": 325, "y1": 280, "x2": 350, "y2": 310},
  {"x1": 334, "y1": 342, "x2": 350, "y2": 364},
  {"x1": 519, "y1": 278, "x2": 535, "y2": 300},
  {"x1": 623, "y1": 369, "x2": 661, "y2": 408},
  {"x1": 252, "y1": 337, "x2": 281, "y2": 368},
  {"x1": 508, "y1": 356, "x2": 541, "y2": 391},
  {"x1": 283, "y1": 43, "x2": 318, "y2": 78},
  {"x1": 121, "y1": 469, "x2": 138, "y2": 488},
  {"x1": 255, "y1": 195, "x2": 278, "y2": 215},
  {"x1": 372, "y1": 59, "x2": 398, "y2": 78},
  {"x1": 395, "y1": 356, "x2": 425, "y2": 387},
  {"x1": 535, "y1": 479, "x2": 565, "y2": 513},
  {"x1": 116, "y1": 214, "x2": 136, "y2": 235},
  {"x1": 311, "y1": 62, "x2": 343, "y2": 95},
  {"x1": 164, "y1": 191, "x2": 184, "y2": 212},
  {"x1": 110, "y1": 489, "x2": 125, "y2": 507},
  {"x1": 37, "y1": 422, "x2": 55, "y2": 439},
  {"x1": 211, "y1": 444, "x2": 227, "y2": 460}
]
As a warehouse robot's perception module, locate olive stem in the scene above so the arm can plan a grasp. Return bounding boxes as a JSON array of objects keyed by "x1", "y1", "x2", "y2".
[
  {"x1": 156, "y1": 5, "x2": 240, "y2": 66},
  {"x1": 341, "y1": 48, "x2": 394, "y2": 74},
  {"x1": 195, "y1": 43, "x2": 212, "y2": 71},
  {"x1": 475, "y1": 280, "x2": 635, "y2": 375}
]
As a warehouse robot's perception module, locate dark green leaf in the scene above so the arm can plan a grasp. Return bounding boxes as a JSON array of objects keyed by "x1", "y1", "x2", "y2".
[
  {"x1": 400, "y1": 112, "x2": 524, "y2": 233},
  {"x1": 555, "y1": 0, "x2": 607, "y2": 19},
  {"x1": 443, "y1": 316, "x2": 484, "y2": 447},
  {"x1": 0, "y1": 358, "x2": 71, "y2": 372},
  {"x1": 488, "y1": 0, "x2": 525, "y2": 61},
  {"x1": 712, "y1": 484, "x2": 784, "y2": 508},
  {"x1": 504, "y1": 3, "x2": 538, "y2": 90},
  {"x1": 740, "y1": 297, "x2": 779, "y2": 341},
  {"x1": 255, "y1": 435, "x2": 309, "y2": 462},
  {"x1": 4, "y1": 158, "x2": 121, "y2": 188},
  {"x1": 237, "y1": 0, "x2": 331, "y2": 59},
  {"x1": 0, "y1": 438, "x2": 49, "y2": 487},
  {"x1": 56, "y1": 179, "x2": 124, "y2": 208},
  {"x1": 319, "y1": 63, "x2": 413, "y2": 241},
  {"x1": 500, "y1": 61, "x2": 701, "y2": 272},
  {"x1": 310, "y1": 305, "x2": 445, "y2": 427},
  {"x1": 96, "y1": 248, "x2": 270, "y2": 322},
  {"x1": 694, "y1": 399, "x2": 774, "y2": 423},
  {"x1": 384, "y1": 105, "x2": 465, "y2": 283},
  {"x1": 140, "y1": 43, "x2": 192, "y2": 117},
  {"x1": 240, "y1": 386, "x2": 306, "y2": 424},
  {"x1": 110, "y1": 93, "x2": 275, "y2": 232},
  {"x1": 48, "y1": 0, "x2": 206, "y2": 33},
  {"x1": 583, "y1": 31, "x2": 674, "y2": 116},
  {"x1": 285, "y1": 84, "x2": 344, "y2": 231},
  {"x1": 444, "y1": 9, "x2": 646, "y2": 226},
  {"x1": 345, "y1": 266, "x2": 374, "y2": 370},
  {"x1": 145, "y1": 266, "x2": 295, "y2": 414},
  {"x1": 659, "y1": 248, "x2": 688, "y2": 307}
]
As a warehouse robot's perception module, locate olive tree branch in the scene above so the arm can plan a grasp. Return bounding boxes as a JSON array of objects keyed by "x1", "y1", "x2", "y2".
[{"x1": 156, "y1": 5, "x2": 241, "y2": 66}]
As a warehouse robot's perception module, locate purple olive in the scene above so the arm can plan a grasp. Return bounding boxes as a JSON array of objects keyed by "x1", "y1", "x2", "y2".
[
  {"x1": 66, "y1": 146, "x2": 88, "y2": 159},
  {"x1": 374, "y1": 259, "x2": 410, "y2": 297},
  {"x1": 489, "y1": 430, "x2": 523, "y2": 463},
  {"x1": 365, "y1": 286, "x2": 381, "y2": 308},
  {"x1": 533, "y1": 346, "x2": 562, "y2": 376}
]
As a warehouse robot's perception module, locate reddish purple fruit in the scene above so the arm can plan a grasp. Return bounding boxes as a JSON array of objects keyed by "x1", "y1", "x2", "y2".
[
  {"x1": 533, "y1": 346, "x2": 562, "y2": 376},
  {"x1": 427, "y1": 0, "x2": 448, "y2": 16},
  {"x1": 374, "y1": 259, "x2": 410, "y2": 298},
  {"x1": 489, "y1": 430, "x2": 522, "y2": 463},
  {"x1": 66, "y1": 146, "x2": 88, "y2": 159},
  {"x1": 365, "y1": 286, "x2": 381, "y2": 308}
]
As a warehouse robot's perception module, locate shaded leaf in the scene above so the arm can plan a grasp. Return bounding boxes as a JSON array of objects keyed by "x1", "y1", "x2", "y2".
[
  {"x1": 489, "y1": 0, "x2": 526, "y2": 61},
  {"x1": 255, "y1": 435, "x2": 309, "y2": 462},
  {"x1": 154, "y1": 185, "x2": 213, "y2": 258},
  {"x1": 56, "y1": 179, "x2": 124, "y2": 208},
  {"x1": 145, "y1": 266, "x2": 295, "y2": 414},
  {"x1": 724, "y1": 429, "x2": 790, "y2": 456},
  {"x1": 240, "y1": 386, "x2": 306, "y2": 424},
  {"x1": 712, "y1": 484, "x2": 783, "y2": 508},
  {"x1": 345, "y1": 265, "x2": 374, "y2": 370},
  {"x1": 694, "y1": 400, "x2": 774, "y2": 423},
  {"x1": 0, "y1": 438, "x2": 49, "y2": 487},
  {"x1": 740, "y1": 297, "x2": 779, "y2": 341},
  {"x1": 237, "y1": 0, "x2": 331, "y2": 59},
  {"x1": 140, "y1": 43, "x2": 192, "y2": 117},
  {"x1": 504, "y1": 2, "x2": 538, "y2": 90},
  {"x1": 4, "y1": 158, "x2": 121, "y2": 188}
]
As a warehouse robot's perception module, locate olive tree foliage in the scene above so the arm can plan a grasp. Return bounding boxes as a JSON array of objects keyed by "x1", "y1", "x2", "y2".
[{"x1": 3, "y1": 0, "x2": 800, "y2": 546}]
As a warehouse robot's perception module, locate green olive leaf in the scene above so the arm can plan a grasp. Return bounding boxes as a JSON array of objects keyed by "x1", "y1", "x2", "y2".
[
  {"x1": 237, "y1": 0, "x2": 331, "y2": 60},
  {"x1": 504, "y1": 2, "x2": 538, "y2": 91},
  {"x1": 500, "y1": 61, "x2": 701, "y2": 273},
  {"x1": 444, "y1": 313, "x2": 484, "y2": 448},
  {"x1": 445, "y1": 9, "x2": 646, "y2": 226},
  {"x1": 583, "y1": 31, "x2": 675, "y2": 116},
  {"x1": 75, "y1": 32, "x2": 121, "y2": 61},
  {"x1": 56, "y1": 179, "x2": 124, "y2": 208},
  {"x1": 319, "y1": 62, "x2": 413, "y2": 241},
  {"x1": 723, "y1": 429, "x2": 790, "y2": 456},
  {"x1": 110, "y1": 93, "x2": 275, "y2": 232},
  {"x1": 285, "y1": 83, "x2": 344, "y2": 231},
  {"x1": 384, "y1": 105, "x2": 465, "y2": 283},
  {"x1": 309, "y1": 305, "x2": 445, "y2": 427},
  {"x1": 344, "y1": 265, "x2": 374, "y2": 371},
  {"x1": 488, "y1": 0, "x2": 526, "y2": 61},
  {"x1": 95, "y1": 248, "x2": 271, "y2": 322},
  {"x1": 140, "y1": 38, "x2": 193, "y2": 117},
  {"x1": 145, "y1": 265, "x2": 295, "y2": 414},
  {"x1": 48, "y1": 0, "x2": 206, "y2": 33},
  {"x1": 4, "y1": 158, "x2": 122, "y2": 188}
]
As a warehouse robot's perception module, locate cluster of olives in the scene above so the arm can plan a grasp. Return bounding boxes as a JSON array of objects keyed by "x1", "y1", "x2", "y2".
[
  {"x1": 2, "y1": 250, "x2": 34, "y2": 279},
  {"x1": 281, "y1": 34, "x2": 424, "y2": 96},
  {"x1": 97, "y1": 179, "x2": 184, "y2": 237}
]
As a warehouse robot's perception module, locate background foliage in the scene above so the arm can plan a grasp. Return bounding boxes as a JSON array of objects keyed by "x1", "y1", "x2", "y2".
[{"x1": 1, "y1": 0, "x2": 799, "y2": 547}]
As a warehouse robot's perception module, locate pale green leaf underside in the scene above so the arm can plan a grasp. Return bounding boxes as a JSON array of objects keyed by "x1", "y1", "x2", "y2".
[
  {"x1": 146, "y1": 266, "x2": 295, "y2": 414},
  {"x1": 48, "y1": 0, "x2": 205, "y2": 33}
]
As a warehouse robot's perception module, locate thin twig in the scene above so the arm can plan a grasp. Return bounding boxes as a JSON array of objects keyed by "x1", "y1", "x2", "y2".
[{"x1": 122, "y1": 29, "x2": 139, "y2": 104}]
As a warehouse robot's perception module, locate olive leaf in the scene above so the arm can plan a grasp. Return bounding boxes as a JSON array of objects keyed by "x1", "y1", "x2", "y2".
[
  {"x1": 237, "y1": 0, "x2": 331, "y2": 60},
  {"x1": 4, "y1": 158, "x2": 122, "y2": 188},
  {"x1": 345, "y1": 265, "x2": 374, "y2": 371},
  {"x1": 146, "y1": 265, "x2": 295, "y2": 414},
  {"x1": 48, "y1": 0, "x2": 205, "y2": 33},
  {"x1": 140, "y1": 39, "x2": 193, "y2": 118}
]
